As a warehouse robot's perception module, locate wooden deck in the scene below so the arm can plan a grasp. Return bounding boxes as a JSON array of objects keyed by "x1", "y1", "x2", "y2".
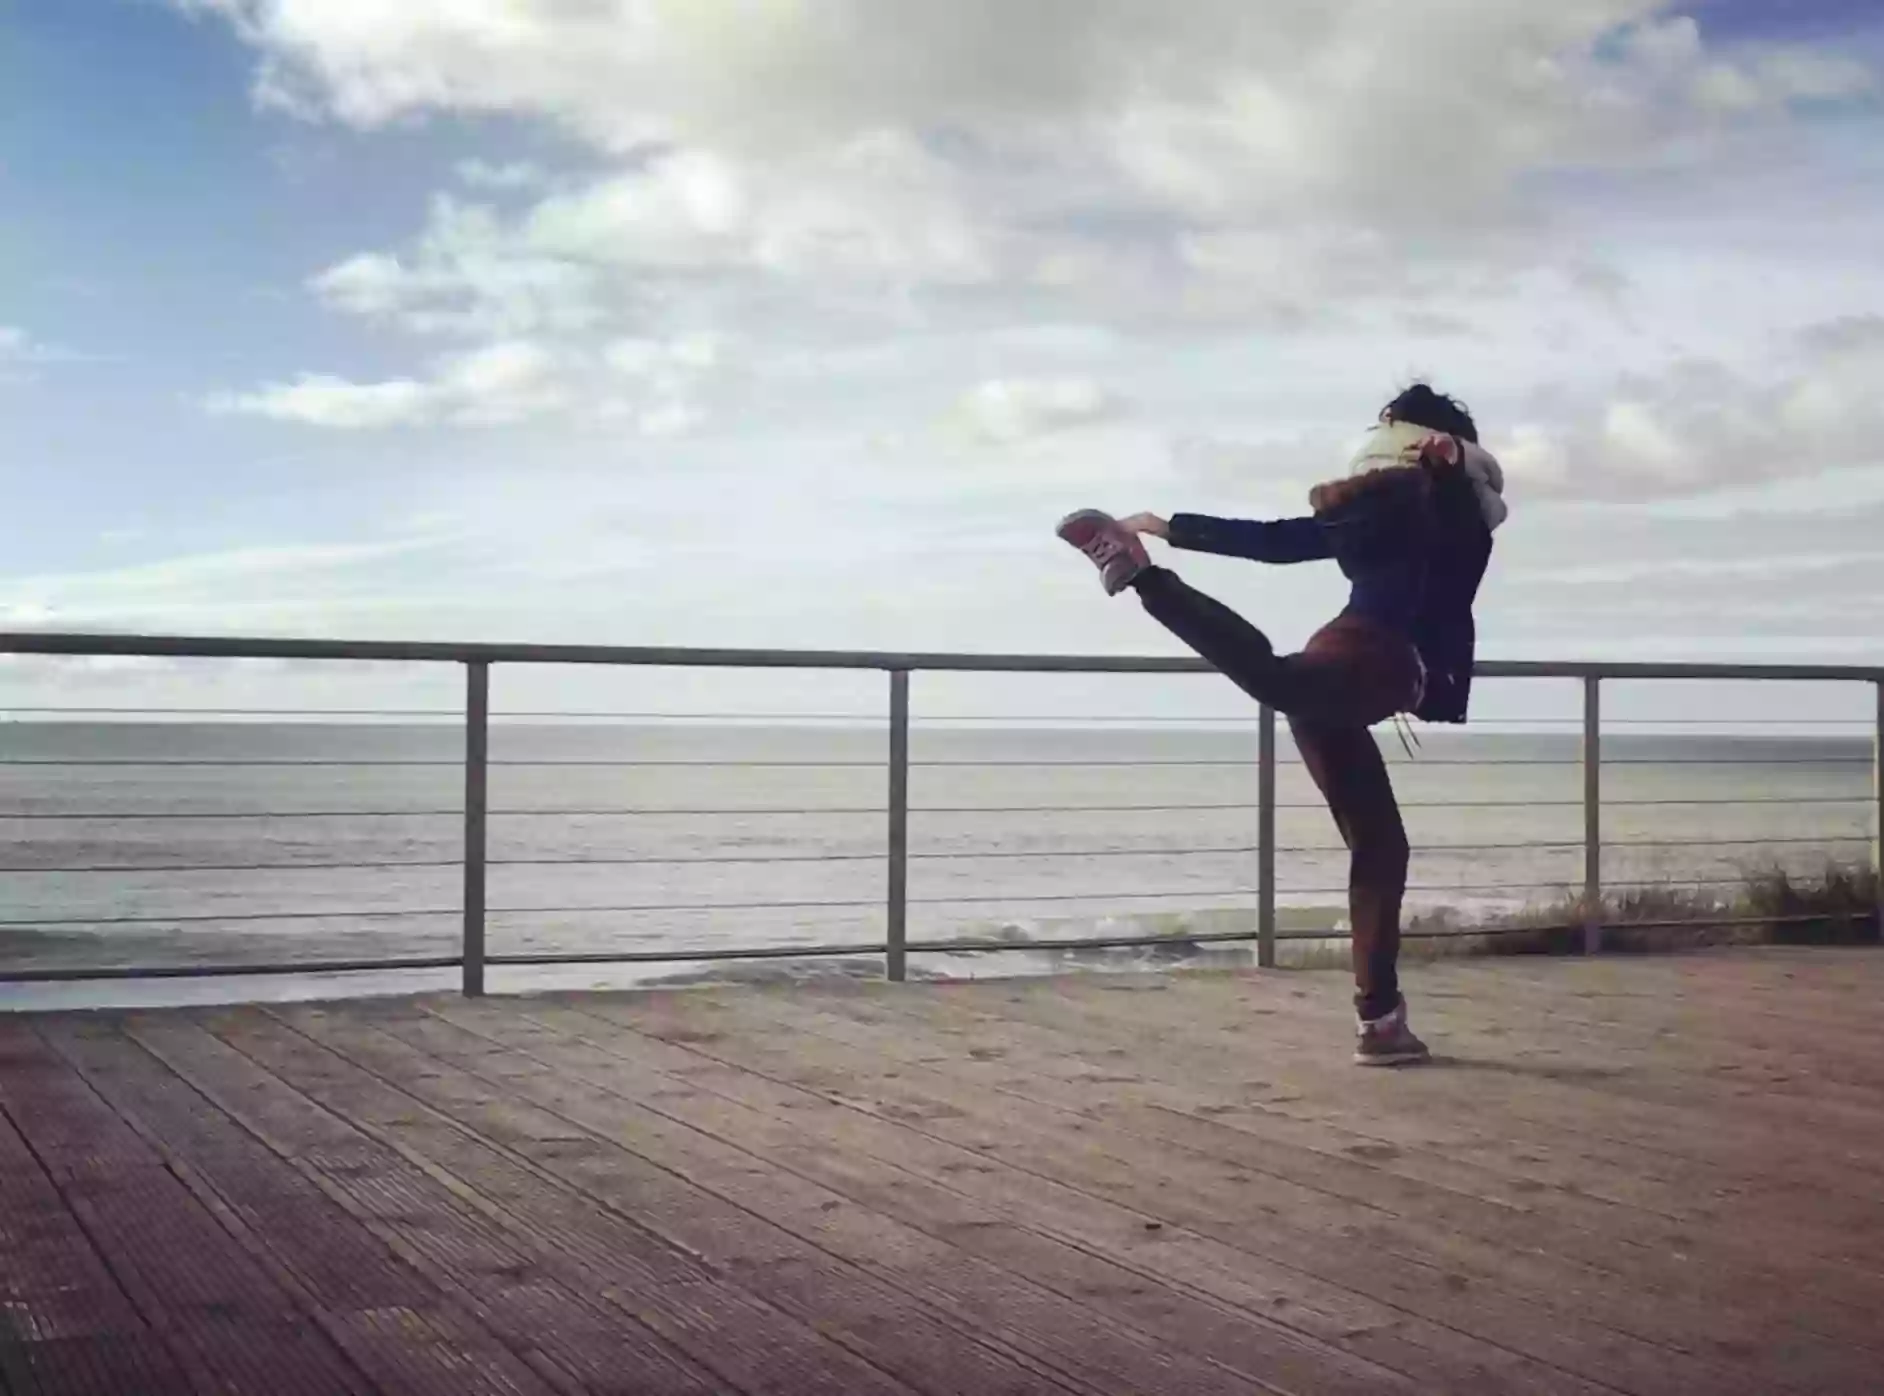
[{"x1": 3, "y1": 949, "x2": 1883, "y2": 1395}]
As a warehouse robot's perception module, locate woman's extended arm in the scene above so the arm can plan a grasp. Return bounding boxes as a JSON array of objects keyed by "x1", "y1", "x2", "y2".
[{"x1": 1118, "y1": 510, "x2": 1332, "y2": 564}]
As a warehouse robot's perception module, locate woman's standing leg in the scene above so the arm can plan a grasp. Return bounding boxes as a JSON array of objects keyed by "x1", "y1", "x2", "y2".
[{"x1": 1290, "y1": 718, "x2": 1428, "y2": 1064}]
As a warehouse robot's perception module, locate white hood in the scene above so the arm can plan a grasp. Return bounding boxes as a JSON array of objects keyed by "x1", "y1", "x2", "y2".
[{"x1": 1344, "y1": 421, "x2": 1506, "y2": 532}]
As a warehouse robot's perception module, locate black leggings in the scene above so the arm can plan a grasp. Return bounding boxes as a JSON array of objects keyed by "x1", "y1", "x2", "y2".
[{"x1": 1134, "y1": 566, "x2": 1417, "y2": 1020}]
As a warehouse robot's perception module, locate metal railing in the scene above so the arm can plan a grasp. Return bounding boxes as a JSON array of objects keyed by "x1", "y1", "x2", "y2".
[{"x1": 1, "y1": 630, "x2": 1880, "y2": 996}]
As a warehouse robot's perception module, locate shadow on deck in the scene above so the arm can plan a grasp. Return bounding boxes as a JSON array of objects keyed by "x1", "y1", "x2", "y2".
[{"x1": 3, "y1": 948, "x2": 1881, "y2": 1395}]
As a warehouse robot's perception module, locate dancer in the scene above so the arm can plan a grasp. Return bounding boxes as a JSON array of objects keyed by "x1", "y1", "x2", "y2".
[{"x1": 1057, "y1": 385, "x2": 1506, "y2": 1065}]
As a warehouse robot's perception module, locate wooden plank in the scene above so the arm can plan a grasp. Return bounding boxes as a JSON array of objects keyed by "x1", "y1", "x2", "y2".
[
  {"x1": 560, "y1": 987, "x2": 1824, "y2": 1396},
  {"x1": 1481, "y1": 949, "x2": 1879, "y2": 1013},
  {"x1": 834, "y1": 969, "x2": 1884, "y2": 1302},
  {"x1": 47, "y1": 1017, "x2": 581, "y2": 1395},
  {"x1": 418, "y1": 996, "x2": 1615, "y2": 1396},
  {"x1": 726, "y1": 977, "x2": 1884, "y2": 1367},
  {"x1": 663, "y1": 988, "x2": 1846, "y2": 1384},
  {"x1": 0, "y1": 1334, "x2": 195, "y2": 1396},
  {"x1": 1283, "y1": 953, "x2": 1884, "y2": 1085},
  {"x1": 268, "y1": 1003, "x2": 1314, "y2": 1396},
  {"x1": 381, "y1": 1002, "x2": 1419, "y2": 1396},
  {"x1": 224, "y1": 1004, "x2": 1102, "y2": 1396},
  {"x1": 0, "y1": 1020, "x2": 378, "y2": 1395},
  {"x1": 0, "y1": 1038, "x2": 197, "y2": 1395},
  {"x1": 1415, "y1": 956, "x2": 1884, "y2": 1091},
  {"x1": 866, "y1": 964, "x2": 1884, "y2": 1309},
  {"x1": 0, "y1": 1101, "x2": 146, "y2": 1344},
  {"x1": 7, "y1": 951, "x2": 1881, "y2": 1396},
  {"x1": 41, "y1": 1016, "x2": 573, "y2": 1396},
  {"x1": 992, "y1": 974, "x2": 1884, "y2": 1272},
  {"x1": 123, "y1": 1011, "x2": 902, "y2": 1396},
  {"x1": 1024, "y1": 969, "x2": 1884, "y2": 1235},
  {"x1": 884, "y1": 969, "x2": 1884, "y2": 1230}
]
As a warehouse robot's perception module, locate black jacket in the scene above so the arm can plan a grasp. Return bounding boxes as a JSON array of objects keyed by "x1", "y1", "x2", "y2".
[{"x1": 1167, "y1": 460, "x2": 1493, "y2": 723}]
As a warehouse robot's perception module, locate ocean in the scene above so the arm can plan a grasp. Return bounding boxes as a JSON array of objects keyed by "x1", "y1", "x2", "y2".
[{"x1": 0, "y1": 720, "x2": 1873, "y2": 1004}]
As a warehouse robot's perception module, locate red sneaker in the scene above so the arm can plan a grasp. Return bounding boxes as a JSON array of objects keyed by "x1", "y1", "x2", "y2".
[
  {"x1": 1354, "y1": 1001, "x2": 1431, "y2": 1067},
  {"x1": 1056, "y1": 510, "x2": 1150, "y2": 596}
]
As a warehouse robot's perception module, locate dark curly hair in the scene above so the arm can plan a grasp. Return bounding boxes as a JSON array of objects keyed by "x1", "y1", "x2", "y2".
[{"x1": 1379, "y1": 383, "x2": 1478, "y2": 444}]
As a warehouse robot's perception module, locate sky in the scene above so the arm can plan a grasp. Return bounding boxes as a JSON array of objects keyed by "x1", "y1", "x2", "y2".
[{"x1": 4, "y1": 0, "x2": 1884, "y2": 722}]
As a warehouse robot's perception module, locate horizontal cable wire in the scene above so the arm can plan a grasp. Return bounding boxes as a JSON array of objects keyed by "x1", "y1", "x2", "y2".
[
  {"x1": 1601, "y1": 757, "x2": 1872, "y2": 766},
  {"x1": 3, "y1": 911, "x2": 1859, "y2": 983},
  {"x1": 901, "y1": 929, "x2": 1266, "y2": 956},
  {"x1": 1396, "y1": 835, "x2": 1871, "y2": 852},
  {"x1": 2, "y1": 754, "x2": 1867, "y2": 770},
  {"x1": 0, "y1": 759, "x2": 465, "y2": 768},
  {"x1": 1, "y1": 890, "x2": 1246, "y2": 925},
  {"x1": 1400, "y1": 796, "x2": 1872, "y2": 808},
  {"x1": 0, "y1": 955, "x2": 465, "y2": 985},
  {"x1": 487, "y1": 846, "x2": 1256, "y2": 868},
  {"x1": 1404, "y1": 913, "x2": 1871, "y2": 936},
  {"x1": 0, "y1": 706, "x2": 461, "y2": 718},
  {"x1": 471, "y1": 832, "x2": 1864, "y2": 862},
  {"x1": 0, "y1": 808, "x2": 470, "y2": 821},
  {"x1": 499, "y1": 833, "x2": 1865, "y2": 863},
  {"x1": 0, "y1": 908, "x2": 462, "y2": 928},
  {"x1": 912, "y1": 757, "x2": 1870, "y2": 768},
  {"x1": 1281, "y1": 880, "x2": 1724, "y2": 896},
  {"x1": 2, "y1": 831, "x2": 1868, "y2": 876},
  {"x1": 13, "y1": 708, "x2": 1870, "y2": 726},
  {"x1": 3, "y1": 870, "x2": 1838, "y2": 915},
  {"x1": 1, "y1": 847, "x2": 1256, "y2": 874},
  {"x1": 3, "y1": 707, "x2": 1871, "y2": 729},
  {"x1": 483, "y1": 941, "x2": 891, "y2": 968},
  {"x1": 3, "y1": 794, "x2": 1876, "y2": 822},
  {"x1": 0, "y1": 859, "x2": 467, "y2": 875}
]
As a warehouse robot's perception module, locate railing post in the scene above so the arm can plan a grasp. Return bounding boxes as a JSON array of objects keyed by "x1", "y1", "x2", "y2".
[
  {"x1": 463, "y1": 660, "x2": 490, "y2": 997},
  {"x1": 1873, "y1": 680, "x2": 1883, "y2": 943},
  {"x1": 1257, "y1": 703, "x2": 1277, "y2": 969},
  {"x1": 886, "y1": 669, "x2": 910, "y2": 983},
  {"x1": 1582, "y1": 675, "x2": 1602, "y2": 956}
]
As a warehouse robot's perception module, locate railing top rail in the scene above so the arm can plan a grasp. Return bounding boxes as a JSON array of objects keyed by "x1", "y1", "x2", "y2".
[{"x1": 2, "y1": 632, "x2": 1881, "y2": 683}]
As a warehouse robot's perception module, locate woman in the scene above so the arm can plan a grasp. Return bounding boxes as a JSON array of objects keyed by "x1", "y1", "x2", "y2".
[{"x1": 1057, "y1": 384, "x2": 1506, "y2": 1065}]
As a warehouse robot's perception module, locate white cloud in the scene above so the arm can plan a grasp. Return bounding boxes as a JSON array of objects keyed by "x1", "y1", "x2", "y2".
[
  {"x1": 207, "y1": 335, "x2": 726, "y2": 432},
  {"x1": 454, "y1": 157, "x2": 547, "y2": 190},
  {"x1": 184, "y1": 3, "x2": 1863, "y2": 173},
  {"x1": 1495, "y1": 425, "x2": 1575, "y2": 491},
  {"x1": 181, "y1": 0, "x2": 1884, "y2": 506},
  {"x1": 432, "y1": 339, "x2": 572, "y2": 424},
  {"x1": 1488, "y1": 316, "x2": 1884, "y2": 499},
  {"x1": 1692, "y1": 47, "x2": 1875, "y2": 113},
  {"x1": 187, "y1": 3, "x2": 1880, "y2": 325},
  {"x1": 207, "y1": 339, "x2": 569, "y2": 428},
  {"x1": 502, "y1": 137, "x2": 996, "y2": 292},
  {"x1": 0, "y1": 325, "x2": 72, "y2": 379},
  {"x1": 958, "y1": 377, "x2": 1123, "y2": 444},
  {"x1": 0, "y1": 536, "x2": 462, "y2": 638},
  {"x1": 635, "y1": 400, "x2": 706, "y2": 438},
  {"x1": 207, "y1": 374, "x2": 433, "y2": 428},
  {"x1": 1797, "y1": 315, "x2": 1884, "y2": 358},
  {"x1": 155, "y1": 0, "x2": 1884, "y2": 680},
  {"x1": 309, "y1": 196, "x2": 605, "y2": 337}
]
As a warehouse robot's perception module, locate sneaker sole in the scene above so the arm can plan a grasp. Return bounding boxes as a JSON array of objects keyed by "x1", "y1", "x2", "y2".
[
  {"x1": 1353, "y1": 1049, "x2": 1431, "y2": 1067},
  {"x1": 1055, "y1": 509, "x2": 1114, "y2": 547},
  {"x1": 1055, "y1": 510, "x2": 1146, "y2": 594}
]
